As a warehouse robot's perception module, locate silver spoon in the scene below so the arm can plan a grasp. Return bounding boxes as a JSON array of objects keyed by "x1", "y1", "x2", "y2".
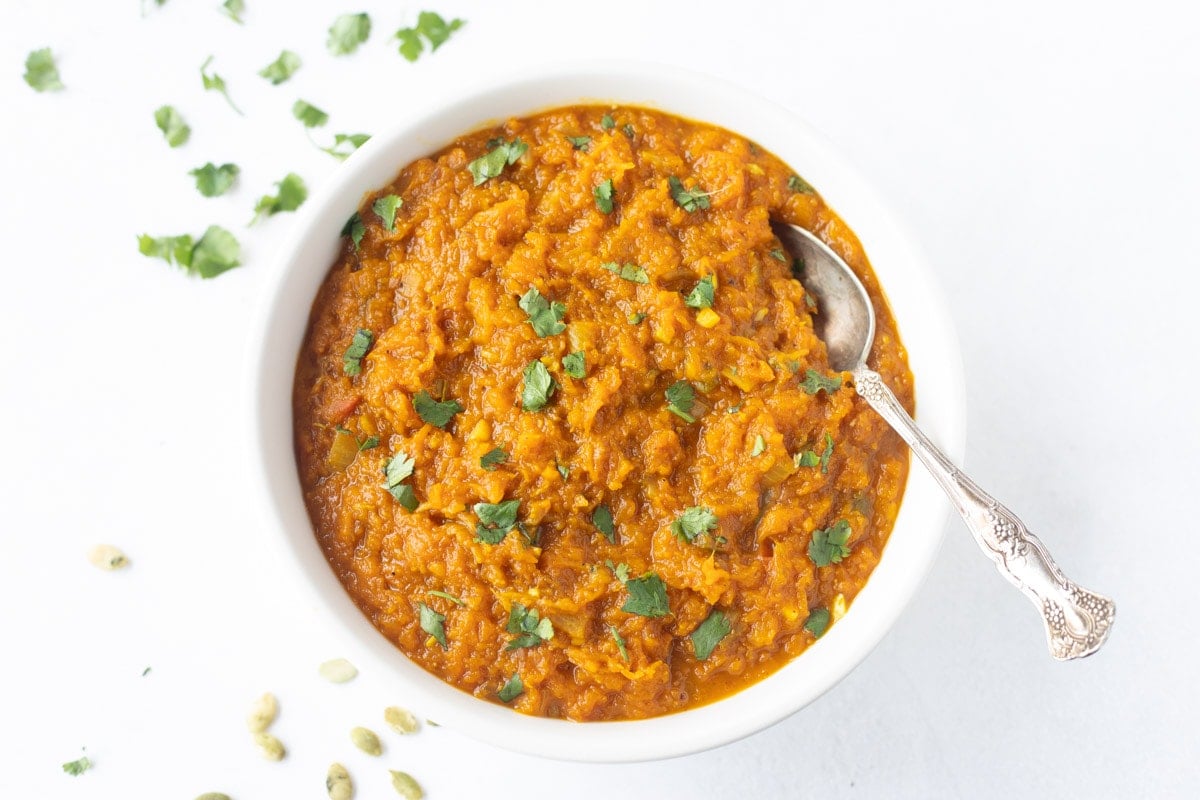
[{"x1": 775, "y1": 222, "x2": 1115, "y2": 660}]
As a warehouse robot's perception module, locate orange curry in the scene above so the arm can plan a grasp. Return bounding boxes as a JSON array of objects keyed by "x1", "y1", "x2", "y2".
[{"x1": 293, "y1": 105, "x2": 912, "y2": 721}]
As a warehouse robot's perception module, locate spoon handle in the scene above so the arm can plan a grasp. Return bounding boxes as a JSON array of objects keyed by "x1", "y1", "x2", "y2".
[{"x1": 851, "y1": 366, "x2": 1115, "y2": 659}]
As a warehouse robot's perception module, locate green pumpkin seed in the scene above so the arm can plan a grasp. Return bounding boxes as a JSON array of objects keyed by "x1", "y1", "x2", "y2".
[
  {"x1": 253, "y1": 731, "x2": 285, "y2": 761},
  {"x1": 88, "y1": 544, "x2": 129, "y2": 570},
  {"x1": 383, "y1": 706, "x2": 419, "y2": 735},
  {"x1": 389, "y1": 771, "x2": 424, "y2": 800},
  {"x1": 318, "y1": 658, "x2": 358, "y2": 683},
  {"x1": 326, "y1": 763, "x2": 352, "y2": 800},
  {"x1": 350, "y1": 726, "x2": 382, "y2": 756},
  {"x1": 246, "y1": 692, "x2": 278, "y2": 733}
]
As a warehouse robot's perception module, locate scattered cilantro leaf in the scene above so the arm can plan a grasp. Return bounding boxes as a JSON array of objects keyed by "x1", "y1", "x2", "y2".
[
  {"x1": 769, "y1": 248, "x2": 787, "y2": 262},
  {"x1": 610, "y1": 625, "x2": 628, "y2": 662},
  {"x1": 141, "y1": 666, "x2": 151, "y2": 677},
  {"x1": 800, "y1": 369, "x2": 842, "y2": 395},
  {"x1": 358, "y1": 436, "x2": 379, "y2": 451},
  {"x1": 427, "y1": 589, "x2": 465, "y2": 606},
  {"x1": 691, "y1": 610, "x2": 732, "y2": 660},
  {"x1": 567, "y1": 135, "x2": 590, "y2": 151},
  {"x1": 751, "y1": 434, "x2": 766, "y2": 457},
  {"x1": 320, "y1": 132, "x2": 371, "y2": 161},
  {"x1": 252, "y1": 173, "x2": 307, "y2": 223},
  {"x1": 819, "y1": 432, "x2": 834, "y2": 474},
  {"x1": 342, "y1": 213, "x2": 365, "y2": 250},
  {"x1": 292, "y1": 99, "x2": 328, "y2": 128},
  {"x1": 594, "y1": 179, "x2": 615, "y2": 213},
  {"x1": 328, "y1": 13, "x2": 372, "y2": 55},
  {"x1": 154, "y1": 105, "x2": 190, "y2": 147},
  {"x1": 505, "y1": 603, "x2": 554, "y2": 650},
  {"x1": 621, "y1": 573, "x2": 670, "y2": 617},
  {"x1": 343, "y1": 329, "x2": 373, "y2": 375},
  {"x1": 592, "y1": 505, "x2": 615, "y2": 543},
  {"x1": 562, "y1": 351, "x2": 585, "y2": 379},
  {"x1": 480, "y1": 447, "x2": 508, "y2": 471},
  {"x1": 627, "y1": 312, "x2": 646, "y2": 325},
  {"x1": 518, "y1": 287, "x2": 566, "y2": 337},
  {"x1": 259, "y1": 50, "x2": 301, "y2": 84},
  {"x1": 671, "y1": 507, "x2": 718, "y2": 544},
  {"x1": 389, "y1": 483, "x2": 418, "y2": 511},
  {"x1": 467, "y1": 138, "x2": 526, "y2": 185},
  {"x1": 189, "y1": 162, "x2": 239, "y2": 197},
  {"x1": 417, "y1": 602, "x2": 447, "y2": 648},
  {"x1": 788, "y1": 174, "x2": 814, "y2": 194},
  {"x1": 600, "y1": 113, "x2": 615, "y2": 130},
  {"x1": 809, "y1": 519, "x2": 852, "y2": 567},
  {"x1": 684, "y1": 275, "x2": 715, "y2": 308},
  {"x1": 412, "y1": 390, "x2": 462, "y2": 428},
  {"x1": 605, "y1": 559, "x2": 630, "y2": 583},
  {"x1": 373, "y1": 194, "x2": 403, "y2": 231},
  {"x1": 794, "y1": 449, "x2": 820, "y2": 468},
  {"x1": 668, "y1": 175, "x2": 711, "y2": 212},
  {"x1": 497, "y1": 673, "x2": 524, "y2": 702},
  {"x1": 805, "y1": 607, "x2": 831, "y2": 637},
  {"x1": 137, "y1": 233, "x2": 193, "y2": 269},
  {"x1": 474, "y1": 499, "x2": 520, "y2": 544},
  {"x1": 602, "y1": 262, "x2": 649, "y2": 284},
  {"x1": 220, "y1": 0, "x2": 245, "y2": 24},
  {"x1": 383, "y1": 452, "x2": 418, "y2": 511},
  {"x1": 395, "y1": 12, "x2": 465, "y2": 60},
  {"x1": 62, "y1": 756, "x2": 92, "y2": 777},
  {"x1": 200, "y1": 56, "x2": 242, "y2": 115},
  {"x1": 521, "y1": 360, "x2": 555, "y2": 412},
  {"x1": 622, "y1": 123, "x2": 635, "y2": 139},
  {"x1": 139, "y1": 225, "x2": 241, "y2": 279},
  {"x1": 665, "y1": 380, "x2": 697, "y2": 423},
  {"x1": 24, "y1": 48, "x2": 63, "y2": 92},
  {"x1": 556, "y1": 461, "x2": 570, "y2": 480},
  {"x1": 395, "y1": 29, "x2": 423, "y2": 61}
]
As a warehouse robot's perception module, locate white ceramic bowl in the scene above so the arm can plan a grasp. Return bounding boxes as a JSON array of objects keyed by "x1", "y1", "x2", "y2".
[{"x1": 251, "y1": 62, "x2": 966, "y2": 763}]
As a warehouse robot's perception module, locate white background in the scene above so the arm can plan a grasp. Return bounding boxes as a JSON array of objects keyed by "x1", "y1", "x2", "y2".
[{"x1": 1, "y1": 1, "x2": 1196, "y2": 797}]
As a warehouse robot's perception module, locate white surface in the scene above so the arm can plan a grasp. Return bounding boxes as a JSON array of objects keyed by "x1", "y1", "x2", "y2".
[{"x1": 0, "y1": 0, "x2": 1195, "y2": 797}]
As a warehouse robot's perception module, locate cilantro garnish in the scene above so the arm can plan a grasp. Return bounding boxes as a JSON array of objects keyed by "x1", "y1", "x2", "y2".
[
  {"x1": 819, "y1": 432, "x2": 834, "y2": 474},
  {"x1": 800, "y1": 369, "x2": 842, "y2": 395},
  {"x1": 556, "y1": 461, "x2": 570, "y2": 480},
  {"x1": 594, "y1": 179, "x2": 615, "y2": 214},
  {"x1": 395, "y1": 11, "x2": 465, "y2": 61},
  {"x1": 24, "y1": 48, "x2": 63, "y2": 92},
  {"x1": 521, "y1": 360, "x2": 555, "y2": 412},
  {"x1": 497, "y1": 673, "x2": 524, "y2": 702},
  {"x1": 412, "y1": 390, "x2": 462, "y2": 428},
  {"x1": 804, "y1": 607, "x2": 831, "y2": 638},
  {"x1": 417, "y1": 601, "x2": 447, "y2": 648},
  {"x1": 518, "y1": 287, "x2": 566, "y2": 337},
  {"x1": 342, "y1": 213, "x2": 365, "y2": 250},
  {"x1": 252, "y1": 173, "x2": 307, "y2": 224},
  {"x1": 809, "y1": 519, "x2": 852, "y2": 566},
  {"x1": 605, "y1": 559, "x2": 630, "y2": 583},
  {"x1": 610, "y1": 625, "x2": 629, "y2": 662},
  {"x1": 627, "y1": 312, "x2": 646, "y2": 325},
  {"x1": 684, "y1": 275, "x2": 715, "y2": 308},
  {"x1": 751, "y1": 435, "x2": 766, "y2": 457},
  {"x1": 292, "y1": 99, "x2": 328, "y2": 128},
  {"x1": 505, "y1": 603, "x2": 554, "y2": 650},
  {"x1": 200, "y1": 56, "x2": 242, "y2": 115},
  {"x1": 592, "y1": 505, "x2": 615, "y2": 543},
  {"x1": 690, "y1": 610, "x2": 731, "y2": 660},
  {"x1": 358, "y1": 436, "x2": 379, "y2": 451},
  {"x1": 562, "y1": 351, "x2": 585, "y2": 379},
  {"x1": 259, "y1": 50, "x2": 301, "y2": 85},
  {"x1": 621, "y1": 573, "x2": 670, "y2": 617},
  {"x1": 190, "y1": 162, "x2": 239, "y2": 197},
  {"x1": 671, "y1": 506, "x2": 718, "y2": 544},
  {"x1": 474, "y1": 499, "x2": 520, "y2": 544},
  {"x1": 622, "y1": 123, "x2": 635, "y2": 139},
  {"x1": 668, "y1": 175, "x2": 711, "y2": 212},
  {"x1": 600, "y1": 113, "x2": 615, "y2": 130},
  {"x1": 383, "y1": 452, "x2": 418, "y2": 511},
  {"x1": 373, "y1": 194, "x2": 403, "y2": 232},
  {"x1": 480, "y1": 447, "x2": 508, "y2": 471},
  {"x1": 567, "y1": 136, "x2": 590, "y2": 151},
  {"x1": 137, "y1": 226, "x2": 241, "y2": 279},
  {"x1": 427, "y1": 589, "x2": 465, "y2": 606},
  {"x1": 154, "y1": 106, "x2": 190, "y2": 148},
  {"x1": 467, "y1": 138, "x2": 526, "y2": 185},
  {"x1": 788, "y1": 174, "x2": 814, "y2": 194},
  {"x1": 794, "y1": 432, "x2": 834, "y2": 473},
  {"x1": 602, "y1": 262, "x2": 649, "y2": 284},
  {"x1": 320, "y1": 132, "x2": 371, "y2": 161},
  {"x1": 61, "y1": 756, "x2": 92, "y2": 777},
  {"x1": 665, "y1": 380, "x2": 697, "y2": 423},
  {"x1": 343, "y1": 329, "x2": 373, "y2": 375},
  {"x1": 769, "y1": 248, "x2": 787, "y2": 262},
  {"x1": 220, "y1": 0, "x2": 245, "y2": 24},
  {"x1": 328, "y1": 13, "x2": 372, "y2": 55}
]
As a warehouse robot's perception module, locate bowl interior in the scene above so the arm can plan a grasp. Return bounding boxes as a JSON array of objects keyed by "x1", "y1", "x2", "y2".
[{"x1": 250, "y1": 61, "x2": 965, "y2": 763}]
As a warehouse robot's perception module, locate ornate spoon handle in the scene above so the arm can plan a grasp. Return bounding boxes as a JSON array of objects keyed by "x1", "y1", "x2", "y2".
[{"x1": 851, "y1": 366, "x2": 1115, "y2": 659}]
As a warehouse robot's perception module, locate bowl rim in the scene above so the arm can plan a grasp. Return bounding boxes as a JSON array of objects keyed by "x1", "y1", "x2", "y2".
[{"x1": 248, "y1": 59, "x2": 966, "y2": 763}]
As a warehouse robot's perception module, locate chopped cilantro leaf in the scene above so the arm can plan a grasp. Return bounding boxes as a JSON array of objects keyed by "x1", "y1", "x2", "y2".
[
  {"x1": 809, "y1": 519, "x2": 852, "y2": 566},
  {"x1": 220, "y1": 0, "x2": 245, "y2": 24},
  {"x1": 621, "y1": 573, "x2": 670, "y2": 617},
  {"x1": 497, "y1": 673, "x2": 524, "y2": 702},
  {"x1": 800, "y1": 369, "x2": 842, "y2": 395},
  {"x1": 600, "y1": 113, "x2": 615, "y2": 130},
  {"x1": 389, "y1": 483, "x2": 418, "y2": 511},
  {"x1": 567, "y1": 135, "x2": 590, "y2": 151},
  {"x1": 252, "y1": 173, "x2": 307, "y2": 224},
  {"x1": 417, "y1": 601, "x2": 447, "y2": 648},
  {"x1": 804, "y1": 607, "x2": 831, "y2": 637},
  {"x1": 395, "y1": 12, "x2": 465, "y2": 61},
  {"x1": 373, "y1": 194, "x2": 403, "y2": 231},
  {"x1": 62, "y1": 756, "x2": 92, "y2": 776},
  {"x1": 137, "y1": 233, "x2": 193, "y2": 269},
  {"x1": 427, "y1": 589, "x2": 465, "y2": 606},
  {"x1": 788, "y1": 174, "x2": 814, "y2": 194},
  {"x1": 467, "y1": 138, "x2": 526, "y2": 185},
  {"x1": 190, "y1": 162, "x2": 239, "y2": 197},
  {"x1": 690, "y1": 609, "x2": 731, "y2": 660},
  {"x1": 602, "y1": 262, "x2": 649, "y2": 284},
  {"x1": 665, "y1": 380, "x2": 697, "y2": 423},
  {"x1": 505, "y1": 603, "x2": 554, "y2": 650},
  {"x1": 320, "y1": 132, "x2": 371, "y2": 161},
  {"x1": 259, "y1": 50, "x2": 301, "y2": 85},
  {"x1": 627, "y1": 312, "x2": 646, "y2": 325},
  {"x1": 605, "y1": 559, "x2": 630, "y2": 583},
  {"x1": 292, "y1": 99, "x2": 328, "y2": 128},
  {"x1": 358, "y1": 436, "x2": 379, "y2": 451},
  {"x1": 594, "y1": 179, "x2": 615, "y2": 213},
  {"x1": 671, "y1": 506, "x2": 718, "y2": 544},
  {"x1": 562, "y1": 351, "x2": 585, "y2": 379},
  {"x1": 154, "y1": 105, "x2": 190, "y2": 147},
  {"x1": 668, "y1": 175, "x2": 711, "y2": 212},
  {"x1": 475, "y1": 499, "x2": 520, "y2": 544},
  {"x1": 769, "y1": 248, "x2": 787, "y2": 262},
  {"x1": 819, "y1": 432, "x2": 834, "y2": 474},
  {"x1": 24, "y1": 48, "x2": 63, "y2": 92},
  {"x1": 556, "y1": 461, "x2": 570, "y2": 480},
  {"x1": 383, "y1": 451, "x2": 418, "y2": 511},
  {"x1": 200, "y1": 56, "x2": 242, "y2": 115},
  {"x1": 412, "y1": 390, "x2": 463, "y2": 428},
  {"x1": 521, "y1": 360, "x2": 555, "y2": 412},
  {"x1": 610, "y1": 625, "x2": 629, "y2": 661},
  {"x1": 328, "y1": 13, "x2": 372, "y2": 55},
  {"x1": 794, "y1": 449, "x2": 820, "y2": 468},
  {"x1": 684, "y1": 275, "x2": 715, "y2": 308},
  {"x1": 518, "y1": 287, "x2": 567, "y2": 337},
  {"x1": 592, "y1": 505, "x2": 615, "y2": 543},
  {"x1": 341, "y1": 213, "x2": 366, "y2": 249},
  {"x1": 139, "y1": 225, "x2": 241, "y2": 279},
  {"x1": 751, "y1": 434, "x2": 766, "y2": 457},
  {"x1": 480, "y1": 447, "x2": 508, "y2": 471},
  {"x1": 622, "y1": 123, "x2": 635, "y2": 139}
]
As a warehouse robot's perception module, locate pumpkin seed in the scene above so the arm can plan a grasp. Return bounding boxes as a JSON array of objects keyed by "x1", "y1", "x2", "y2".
[
  {"x1": 326, "y1": 763, "x2": 353, "y2": 800},
  {"x1": 246, "y1": 692, "x2": 278, "y2": 733},
  {"x1": 253, "y1": 731, "x2": 286, "y2": 761},
  {"x1": 389, "y1": 771, "x2": 424, "y2": 799},
  {"x1": 88, "y1": 544, "x2": 129, "y2": 570},
  {"x1": 350, "y1": 726, "x2": 382, "y2": 756},
  {"x1": 194, "y1": 794, "x2": 232, "y2": 800},
  {"x1": 383, "y1": 706, "x2": 419, "y2": 735},
  {"x1": 318, "y1": 658, "x2": 358, "y2": 683}
]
